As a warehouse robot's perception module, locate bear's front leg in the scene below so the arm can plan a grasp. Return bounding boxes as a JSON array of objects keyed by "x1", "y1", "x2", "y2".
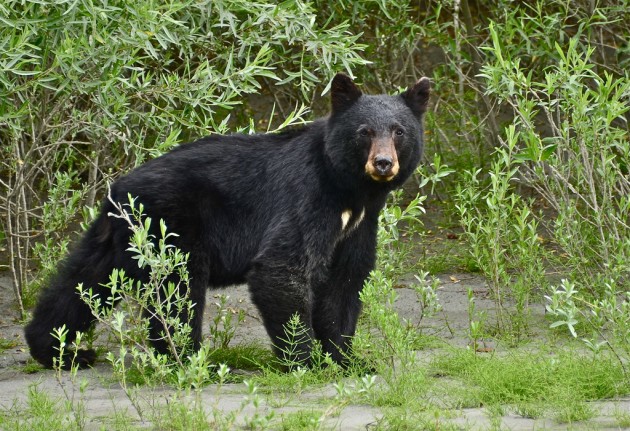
[
  {"x1": 247, "y1": 258, "x2": 315, "y2": 368},
  {"x1": 312, "y1": 217, "x2": 378, "y2": 366},
  {"x1": 245, "y1": 216, "x2": 341, "y2": 368}
]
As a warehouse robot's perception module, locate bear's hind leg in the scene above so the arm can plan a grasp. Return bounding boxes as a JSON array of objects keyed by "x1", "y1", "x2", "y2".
[{"x1": 25, "y1": 215, "x2": 118, "y2": 369}]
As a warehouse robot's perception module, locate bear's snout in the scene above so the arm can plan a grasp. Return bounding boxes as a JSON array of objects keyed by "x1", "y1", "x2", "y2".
[{"x1": 365, "y1": 137, "x2": 399, "y2": 182}]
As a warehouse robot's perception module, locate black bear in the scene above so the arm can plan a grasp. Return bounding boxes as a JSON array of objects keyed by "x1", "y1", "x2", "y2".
[{"x1": 25, "y1": 73, "x2": 430, "y2": 369}]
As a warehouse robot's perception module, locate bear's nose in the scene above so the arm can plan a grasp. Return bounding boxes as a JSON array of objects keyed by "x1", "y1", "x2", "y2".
[{"x1": 374, "y1": 156, "x2": 393, "y2": 175}]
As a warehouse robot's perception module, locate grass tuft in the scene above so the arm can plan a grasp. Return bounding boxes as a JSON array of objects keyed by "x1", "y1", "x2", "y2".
[{"x1": 431, "y1": 347, "x2": 630, "y2": 418}]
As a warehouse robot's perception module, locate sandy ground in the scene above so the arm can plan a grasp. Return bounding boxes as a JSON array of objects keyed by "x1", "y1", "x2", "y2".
[{"x1": 1, "y1": 273, "x2": 629, "y2": 430}]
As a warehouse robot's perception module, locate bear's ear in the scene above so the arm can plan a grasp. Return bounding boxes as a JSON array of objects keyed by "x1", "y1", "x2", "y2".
[
  {"x1": 401, "y1": 77, "x2": 431, "y2": 118},
  {"x1": 331, "y1": 73, "x2": 362, "y2": 114}
]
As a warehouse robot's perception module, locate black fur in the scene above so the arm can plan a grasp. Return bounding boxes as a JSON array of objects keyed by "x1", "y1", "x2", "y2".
[{"x1": 25, "y1": 74, "x2": 430, "y2": 369}]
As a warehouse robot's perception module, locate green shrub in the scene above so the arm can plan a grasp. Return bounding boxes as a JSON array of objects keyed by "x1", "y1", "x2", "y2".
[{"x1": 456, "y1": 127, "x2": 547, "y2": 340}]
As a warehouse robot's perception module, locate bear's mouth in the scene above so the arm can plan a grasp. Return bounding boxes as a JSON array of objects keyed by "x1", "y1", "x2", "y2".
[
  {"x1": 365, "y1": 158, "x2": 399, "y2": 182},
  {"x1": 368, "y1": 172, "x2": 396, "y2": 182}
]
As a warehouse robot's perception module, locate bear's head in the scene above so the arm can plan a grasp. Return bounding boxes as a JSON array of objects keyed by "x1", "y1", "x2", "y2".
[{"x1": 325, "y1": 73, "x2": 430, "y2": 190}]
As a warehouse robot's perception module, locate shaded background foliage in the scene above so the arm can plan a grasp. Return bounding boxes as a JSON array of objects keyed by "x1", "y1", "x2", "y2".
[{"x1": 1, "y1": 0, "x2": 629, "y2": 326}]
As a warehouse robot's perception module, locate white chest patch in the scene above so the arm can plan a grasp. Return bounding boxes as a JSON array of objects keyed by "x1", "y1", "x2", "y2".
[
  {"x1": 340, "y1": 207, "x2": 366, "y2": 234},
  {"x1": 341, "y1": 209, "x2": 352, "y2": 230}
]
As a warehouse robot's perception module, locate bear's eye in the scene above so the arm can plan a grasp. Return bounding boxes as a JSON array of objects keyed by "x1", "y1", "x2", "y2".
[
  {"x1": 395, "y1": 128, "x2": 404, "y2": 136},
  {"x1": 358, "y1": 129, "x2": 370, "y2": 137}
]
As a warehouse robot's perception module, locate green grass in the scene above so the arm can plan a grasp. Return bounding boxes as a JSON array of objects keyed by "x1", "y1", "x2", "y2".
[
  {"x1": 0, "y1": 338, "x2": 18, "y2": 353},
  {"x1": 368, "y1": 370, "x2": 428, "y2": 408},
  {"x1": 252, "y1": 363, "x2": 342, "y2": 397},
  {"x1": 278, "y1": 410, "x2": 324, "y2": 431},
  {"x1": 0, "y1": 386, "x2": 73, "y2": 431},
  {"x1": 374, "y1": 407, "x2": 464, "y2": 431},
  {"x1": 113, "y1": 343, "x2": 275, "y2": 386},
  {"x1": 612, "y1": 405, "x2": 630, "y2": 428},
  {"x1": 21, "y1": 359, "x2": 44, "y2": 374},
  {"x1": 151, "y1": 400, "x2": 212, "y2": 431},
  {"x1": 207, "y1": 343, "x2": 276, "y2": 373},
  {"x1": 430, "y1": 347, "x2": 630, "y2": 419}
]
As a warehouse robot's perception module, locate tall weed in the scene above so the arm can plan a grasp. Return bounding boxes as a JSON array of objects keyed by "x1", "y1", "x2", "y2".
[{"x1": 456, "y1": 126, "x2": 546, "y2": 340}]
